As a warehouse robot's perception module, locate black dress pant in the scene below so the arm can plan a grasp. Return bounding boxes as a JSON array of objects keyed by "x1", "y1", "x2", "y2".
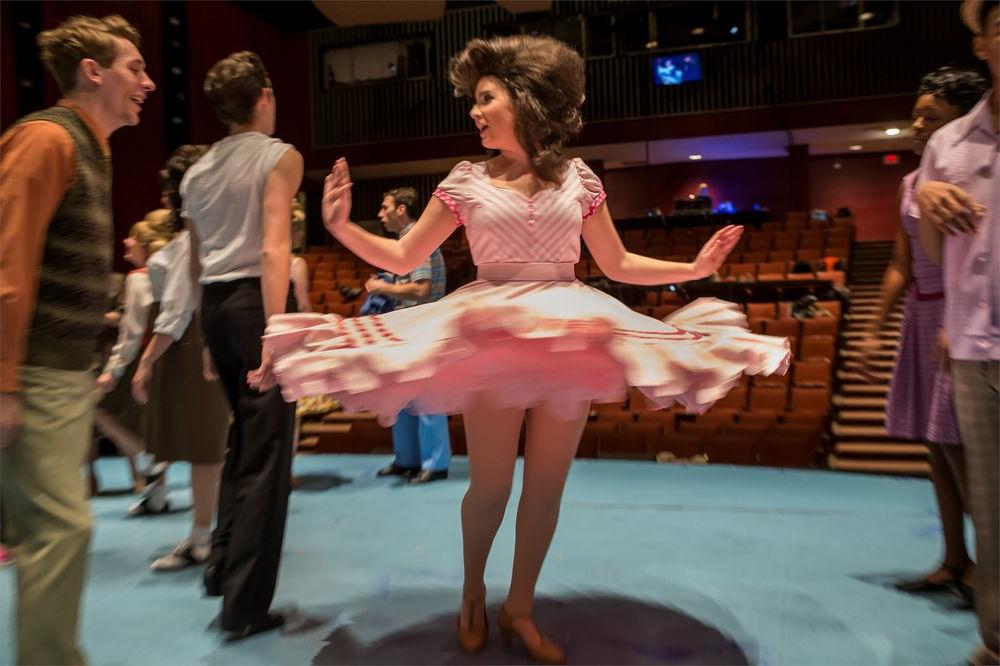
[{"x1": 200, "y1": 278, "x2": 295, "y2": 631}]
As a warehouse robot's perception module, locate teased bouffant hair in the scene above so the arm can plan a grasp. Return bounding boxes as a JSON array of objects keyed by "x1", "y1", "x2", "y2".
[
  {"x1": 448, "y1": 35, "x2": 585, "y2": 183},
  {"x1": 130, "y1": 217, "x2": 172, "y2": 256},
  {"x1": 37, "y1": 14, "x2": 141, "y2": 94},
  {"x1": 918, "y1": 66, "x2": 988, "y2": 116},
  {"x1": 203, "y1": 51, "x2": 272, "y2": 126},
  {"x1": 384, "y1": 187, "x2": 422, "y2": 219},
  {"x1": 159, "y1": 144, "x2": 209, "y2": 231}
]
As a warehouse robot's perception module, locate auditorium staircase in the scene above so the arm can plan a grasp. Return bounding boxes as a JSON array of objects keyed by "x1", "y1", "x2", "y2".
[{"x1": 828, "y1": 240, "x2": 931, "y2": 476}]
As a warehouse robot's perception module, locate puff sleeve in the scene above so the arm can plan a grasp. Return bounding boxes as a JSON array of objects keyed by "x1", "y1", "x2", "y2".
[
  {"x1": 432, "y1": 160, "x2": 475, "y2": 226},
  {"x1": 574, "y1": 158, "x2": 607, "y2": 221}
]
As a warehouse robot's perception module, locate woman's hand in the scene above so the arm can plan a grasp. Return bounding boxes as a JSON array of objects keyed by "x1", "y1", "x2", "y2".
[
  {"x1": 131, "y1": 361, "x2": 152, "y2": 405},
  {"x1": 202, "y1": 346, "x2": 219, "y2": 383},
  {"x1": 322, "y1": 158, "x2": 353, "y2": 235},
  {"x1": 97, "y1": 372, "x2": 117, "y2": 394},
  {"x1": 691, "y1": 225, "x2": 743, "y2": 279}
]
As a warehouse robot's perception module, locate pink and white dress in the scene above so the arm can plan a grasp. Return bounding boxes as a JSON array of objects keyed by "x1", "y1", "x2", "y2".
[{"x1": 265, "y1": 159, "x2": 790, "y2": 424}]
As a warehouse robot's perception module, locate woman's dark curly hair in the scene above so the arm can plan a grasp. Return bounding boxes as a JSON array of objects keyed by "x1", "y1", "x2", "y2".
[
  {"x1": 159, "y1": 144, "x2": 209, "y2": 232},
  {"x1": 918, "y1": 66, "x2": 987, "y2": 116},
  {"x1": 448, "y1": 35, "x2": 585, "y2": 183}
]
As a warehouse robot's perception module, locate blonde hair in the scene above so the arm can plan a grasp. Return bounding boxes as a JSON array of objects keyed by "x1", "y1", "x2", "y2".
[
  {"x1": 129, "y1": 220, "x2": 165, "y2": 256},
  {"x1": 37, "y1": 14, "x2": 141, "y2": 94}
]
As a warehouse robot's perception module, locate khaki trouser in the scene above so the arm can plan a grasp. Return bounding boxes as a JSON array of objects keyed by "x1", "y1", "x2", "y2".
[
  {"x1": 952, "y1": 360, "x2": 1000, "y2": 665},
  {"x1": 1, "y1": 365, "x2": 95, "y2": 665}
]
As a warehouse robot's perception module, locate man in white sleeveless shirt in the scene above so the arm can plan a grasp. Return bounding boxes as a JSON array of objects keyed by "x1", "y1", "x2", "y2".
[{"x1": 179, "y1": 51, "x2": 303, "y2": 640}]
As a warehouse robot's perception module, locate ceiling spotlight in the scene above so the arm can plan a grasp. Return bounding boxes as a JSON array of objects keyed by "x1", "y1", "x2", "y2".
[
  {"x1": 849, "y1": 145, "x2": 863, "y2": 151},
  {"x1": 833, "y1": 158, "x2": 843, "y2": 170},
  {"x1": 859, "y1": 11, "x2": 875, "y2": 22},
  {"x1": 645, "y1": 40, "x2": 658, "y2": 50},
  {"x1": 688, "y1": 154, "x2": 703, "y2": 160},
  {"x1": 691, "y1": 27, "x2": 705, "y2": 36},
  {"x1": 730, "y1": 25, "x2": 739, "y2": 35},
  {"x1": 885, "y1": 128, "x2": 901, "y2": 136}
]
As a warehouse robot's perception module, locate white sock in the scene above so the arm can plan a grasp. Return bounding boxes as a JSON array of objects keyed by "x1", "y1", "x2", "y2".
[
  {"x1": 135, "y1": 452, "x2": 154, "y2": 473},
  {"x1": 146, "y1": 480, "x2": 167, "y2": 511}
]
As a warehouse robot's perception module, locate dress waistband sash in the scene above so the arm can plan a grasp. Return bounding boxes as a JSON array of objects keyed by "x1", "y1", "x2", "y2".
[{"x1": 476, "y1": 262, "x2": 576, "y2": 282}]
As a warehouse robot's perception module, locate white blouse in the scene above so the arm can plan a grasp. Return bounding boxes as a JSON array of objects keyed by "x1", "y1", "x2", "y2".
[
  {"x1": 102, "y1": 270, "x2": 153, "y2": 380},
  {"x1": 146, "y1": 230, "x2": 198, "y2": 341}
]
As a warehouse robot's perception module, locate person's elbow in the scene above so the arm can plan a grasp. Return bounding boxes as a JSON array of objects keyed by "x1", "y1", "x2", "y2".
[
  {"x1": 591, "y1": 254, "x2": 626, "y2": 283},
  {"x1": 260, "y1": 241, "x2": 290, "y2": 265}
]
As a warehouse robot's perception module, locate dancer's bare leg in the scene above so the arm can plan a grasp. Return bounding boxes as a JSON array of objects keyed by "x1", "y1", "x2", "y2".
[
  {"x1": 191, "y1": 462, "x2": 222, "y2": 532},
  {"x1": 93, "y1": 410, "x2": 145, "y2": 457},
  {"x1": 505, "y1": 401, "x2": 589, "y2": 619},
  {"x1": 928, "y1": 443, "x2": 972, "y2": 582},
  {"x1": 94, "y1": 409, "x2": 146, "y2": 491},
  {"x1": 460, "y1": 395, "x2": 524, "y2": 627},
  {"x1": 939, "y1": 445, "x2": 974, "y2": 586}
]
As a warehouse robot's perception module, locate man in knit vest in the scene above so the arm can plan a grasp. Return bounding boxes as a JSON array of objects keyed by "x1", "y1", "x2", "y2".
[
  {"x1": 181, "y1": 51, "x2": 302, "y2": 640},
  {"x1": 0, "y1": 15, "x2": 155, "y2": 665}
]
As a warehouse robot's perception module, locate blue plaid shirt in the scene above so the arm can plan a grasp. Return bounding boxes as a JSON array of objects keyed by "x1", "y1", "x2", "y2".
[{"x1": 395, "y1": 222, "x2": 446, "y2": 308}]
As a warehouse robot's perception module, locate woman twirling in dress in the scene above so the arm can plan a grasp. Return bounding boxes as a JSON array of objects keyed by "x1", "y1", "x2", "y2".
[{"x1": 263, "y1": 35, "x2": 789, "y2": 664}]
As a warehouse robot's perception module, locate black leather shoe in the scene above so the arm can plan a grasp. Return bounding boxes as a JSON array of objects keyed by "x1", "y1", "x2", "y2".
[
  {"x1": 376, "y1": 463, "x2": 418, "y2": 478},
  {"x1": 409, "y1": 469, "x2": 448, "y2": 485},
  {"x1": 225, "y1": 612, "x2": 285, "y2": 641},
  {"x1": 203, "y1": 564, "x2": 223, "y2": 597},
  {"x1": 951, "y1": 580, "x2": 975, "y2": 609}
]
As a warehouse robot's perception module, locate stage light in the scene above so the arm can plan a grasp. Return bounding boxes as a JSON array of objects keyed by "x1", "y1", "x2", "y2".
[
  {"x1": 849, "y1": 145, "x2": 863, "y2": 151},
  {"x1": 688, "y1": 154, "x2": 703, "y2": 160},
  {"x1": 884, "y1": 128, "x2": 901, "y2": 136}
]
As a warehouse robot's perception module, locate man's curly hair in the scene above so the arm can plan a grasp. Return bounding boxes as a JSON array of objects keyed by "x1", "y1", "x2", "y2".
[
  {"x1": 448, "y1": 35, "x2": 585, "y2": 183},
  {"x1": 203, "y1": 51, "x2": 272, "y2": 126}
]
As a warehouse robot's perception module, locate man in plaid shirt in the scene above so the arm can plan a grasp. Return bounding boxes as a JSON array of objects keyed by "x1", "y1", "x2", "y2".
[{"x1": 366, "y1": 187, "x2": 451, "y2": 484}]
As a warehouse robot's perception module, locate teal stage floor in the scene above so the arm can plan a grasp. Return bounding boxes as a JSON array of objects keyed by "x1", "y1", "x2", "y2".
[{"x1": 1, "y1": 454, "x2": 978, "y2": 665}]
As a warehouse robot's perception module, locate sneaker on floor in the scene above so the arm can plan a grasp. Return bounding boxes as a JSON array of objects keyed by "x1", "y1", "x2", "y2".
[
  {"x1": 127, "y1": 495, "x2": 170, "y2": 517},
  {"x1": 151, "y1": 539, "x2": 209, "y2": 572}
]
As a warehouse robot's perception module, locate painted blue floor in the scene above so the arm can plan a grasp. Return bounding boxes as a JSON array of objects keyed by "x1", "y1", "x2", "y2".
[{"x1": 1, "y1": 455, "x2": 978, "y2": 665}]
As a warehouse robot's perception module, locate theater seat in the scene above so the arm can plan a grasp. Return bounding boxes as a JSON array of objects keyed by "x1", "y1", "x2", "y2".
[
  {"x1": 801, "y1": 317, "x2": 839, "y2": 336},
  {"x1": 714, "y1": 381, "x2": 748, "y2": 410},
  {"x1": 793, "y1": 359, "x2": 833, "y2": 387},
  {"x1": 705, "y1": 434, "x2": 758, "y2": 465},
  {"x1": 750, "y1": 386, "x2": 788, "y2": 411},
  {"x1": 789, "y1": 386, "x2": 832, "y2": 413},
  {"x1": 658, "y1": 432, "x2": 704, "y2": 458},
  {"x1": 799, "y1": 335, "x2": 836, "y2": 361}
]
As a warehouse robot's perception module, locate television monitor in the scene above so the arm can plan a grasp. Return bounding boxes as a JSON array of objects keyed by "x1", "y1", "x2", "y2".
[{"x1": 652, "y1": 52, "x2": 702, "y2": 86}]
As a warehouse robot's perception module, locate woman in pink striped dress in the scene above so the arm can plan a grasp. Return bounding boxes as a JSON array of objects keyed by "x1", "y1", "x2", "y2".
[
  {"x1": 858, "y1": 66, "x2": 986, "y2": 603},
  {"x1": 263, "y1": 35, "x2": 788, "y2": 663}
]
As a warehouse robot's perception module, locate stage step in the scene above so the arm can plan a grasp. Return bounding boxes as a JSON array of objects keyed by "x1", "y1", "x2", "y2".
[
  {"x1": 838, "y1": 370, "x2": 892, "y2": 383},
  {"x1": 838, "y1": 382, "x2": 889, "y2": 396},
  {"x1": 836, "y1": 410, "x2": 886, "y2": 423},
  {"x1": 833, "y1": 395, "x2": 887, "y2": 408},
  {"x1": 835, "y1": 442, "x2": 928, "y2": 457},
  {"x1": 827, "y1": 454, "x2": 930, "y2": 476},
  {"x1": 832, "y1": 422, "x2": 888, "y2": 438}
]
